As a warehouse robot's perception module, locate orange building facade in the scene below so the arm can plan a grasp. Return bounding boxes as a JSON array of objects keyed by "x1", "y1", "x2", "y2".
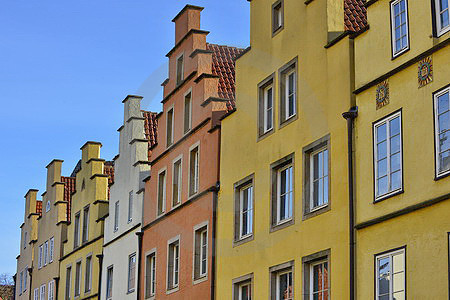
[{"x1": 138, "y1": 5, "x2": 243, "y2": 299}]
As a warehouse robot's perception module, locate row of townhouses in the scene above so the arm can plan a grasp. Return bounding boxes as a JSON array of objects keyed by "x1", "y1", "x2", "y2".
[{"x1": 15, "y1": 0, "x2": 450, "y2": 299}]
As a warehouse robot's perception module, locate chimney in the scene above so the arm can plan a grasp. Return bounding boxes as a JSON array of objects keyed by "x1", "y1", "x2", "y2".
[{"x1": 172, "y1": 5, "x2": 204, "y2": 44}]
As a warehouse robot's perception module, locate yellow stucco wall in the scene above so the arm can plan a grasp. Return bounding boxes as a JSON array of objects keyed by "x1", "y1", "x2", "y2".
[
  {"x1": 354, "y1": 0, "x2": 450, "y2": 298},
  {"x1": 216, "y1": 0, "x2": 355, "y2": 298},
  {"x1": 59, "y1": 142, "x2": 108, "y2": 300}
]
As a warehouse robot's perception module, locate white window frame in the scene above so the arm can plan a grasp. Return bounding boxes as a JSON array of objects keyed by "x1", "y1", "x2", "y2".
[
  {"x1": 39, "y1": 284, "x2": 45, "y2": 300},
  {"x1": 172, "y1": 155, "x2": 183, "y2": 208},
  {"x1": 74, "y1": 212, "x2": 80, "y2": 247},
  {"x1": 374, "y1": 111, "x2": 403, "y2": 200},
  {"x1": 434, "y1": 87, "x2": 450, "y2": 177},
  {"x1": 44, "y1": 240, "x2": 48, "y2": 266},
  {"x1": 128, "y1": 253, "x2": 137, "y2": 293},
  {"x1": 434, "y1": 0, "x2": 450, "y2": 36},
  {"x1": 38, "y1": 244, "x2": 43, "y2": 269},
  {"x1": 19, "y1": 271, "x2": 23, "y2": 294},
  {"x1": 85, "y1": 255, "x2": 92, "y2": 293},
  {"x1": 145, "y1": 249, "x2": 157, "y2": 298},
  {"x1": 128, "y1": 191, "x2": 133, "y2": 223},
  {"x1": 34, "y1": 288, "x2": 39, "y2": 300},
  {"x1": 375, "y1": 248, "x2": 406, "y2": 300},
  {"x1": 309, "y1": 147, "x2": 329, "y2": 211},
  {"x1": 47, "y1": 280, "x2": 54, "y2": 300},
  {"x1": 166, "y1": 236, "x2": 180, "y2": 291},
  {"x1": 188, "y1": 142, "x2": 200, "y2": 197},
  {"x1": 263, "y1": 84, "x2": 274, "y2": 133},
  {"x1": 309, "y1": 260, "x2": 329, "y2": 300},
  {"x1": 23, "y1": 266, "x2": 27, "y2": 292},
  {"x1": 276, "y1": 270, "x2": 293, "y2": 300},
  {"x1": 82, "y1": 205, "x2": 89, "y2": 243},
  {"x1": 157, "y1": 167, "x2": 167, "y2": 216},
  {"x1": 193, "y1": 222, "x2": 209, "y2": 282},
  {"x1": 276, "y1": 164, "x2": 293, "y2": 224},
  {"x1": 239, "y1": 184, "x2": 253, "y2": 239},
  {"x1": 166, "y1": 106, "x2": 175, "y2": 147},
  {"x1": 65, "y1": 265, "x2": 71, "y2": 300},
  {"x1": 390, "y1": 0, "x2": 410, "y2": 57},
  {"x1": 106, "y1": 265, "x2": 113, "y2": 300},
  {"x1": 176, "y1": 52, "x2": 185, "y2": 85},
  {"x1": 74, "y1": 260, "x2": 81, "y2": 297},
  {"x1": 49, "y1": 237, "x2": 54, "y2": 263},
  {"x1": 284, "y1": 69, "x2": 296, "y2": 120},
  {"x1": 238, "y1": 282, "x2": 252, "y2": 300},
  {"x1": 184, "y1": 89, "x2": 193, "y2": 134},
  {"x1": 114, "y1": 201, "x2": 119, "y2": 232}
]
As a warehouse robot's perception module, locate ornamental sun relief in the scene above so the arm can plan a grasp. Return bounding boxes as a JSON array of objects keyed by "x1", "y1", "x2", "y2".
[
  {"x1": 376, "y1": 80, "x2": 389, "y2": 110},
  {"x1": 418, "y1": 56, "x2": 433, "y2": 88}
]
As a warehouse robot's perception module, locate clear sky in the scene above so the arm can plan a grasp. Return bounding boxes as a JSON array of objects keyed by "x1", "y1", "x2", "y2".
[{"x1": 0, "y1": 0, "x2": 249, "y2": 275}]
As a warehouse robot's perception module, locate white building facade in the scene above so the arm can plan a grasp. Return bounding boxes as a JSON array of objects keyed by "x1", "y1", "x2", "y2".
[{"x1": 100, "y1": 95, "x2": 155, "y2": 300}]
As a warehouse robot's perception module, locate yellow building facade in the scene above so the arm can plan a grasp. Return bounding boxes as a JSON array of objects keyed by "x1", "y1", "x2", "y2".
[
  {"x1": 216, "y1": 0, "x2": 366, "y2": 299},
  {"x1": 353, "y1": 0, "x2": 450, "y2": 299},
  {"x1": 59, "y1": 142, "x2": 111, "y2": 300}
]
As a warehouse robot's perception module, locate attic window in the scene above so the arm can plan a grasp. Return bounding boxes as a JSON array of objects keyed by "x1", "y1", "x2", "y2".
[
  {"x1": 46, "y1": 201, "x2": 51, "y2": 212},
  {"x1": 81, "y1": 179, "x2": 86, "y2": 190},
  {"x1": 272, "y1": 0, "x2": 284, "y2": 35},
  {"x1": 176, "y1": 53, "x2": 184, "y2": 85}
]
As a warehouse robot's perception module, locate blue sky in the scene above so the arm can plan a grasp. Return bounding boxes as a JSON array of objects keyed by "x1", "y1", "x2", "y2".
[{"x1": 0, "y1": 0, "x2": 249, "y2": 275}]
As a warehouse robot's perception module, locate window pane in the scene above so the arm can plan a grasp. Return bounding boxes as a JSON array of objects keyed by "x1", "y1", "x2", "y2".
[
  {"x1": 439, "y1": 111, "x2": 449, "y2": 133},
  {"x1": 390, "y1": 117, "x2": 400, "y2": 136},
  {"x1": 439, "y1": 131, "x2": 450, "y2": 152},
  {"x1": 392, "y1": 253, "x2": 404, "y2": 272},
  {"x1": 438, "y1": 92, "x2": 449, "y2": 114},
  {"x1": 393, "y1": 272, "x2": 405, "y2": 292},
  {"x1": 390, "y1": 153, "x2": 401, "y2": 172},
  {"x1": 377, "y1": 141, "x2": 387, "y2": 160},
  {"x1": 377, "y1": 124, "x2": 387, "y2": 142},
  {"x1": 377, "y1": 158, "x2": 388, "y2": 177},
  {"x1": 378, "y1": 276, "x2": 390, "y2": 296},
  {"x1": 393, "y1": 291, "x2": 405, "y2": 300},
  {"x1": 439, "y1": 150, "x2": 450, "y2": 172},
  {"x1": 313, "y1": 154, "x2": 320, "y2": 179},
  {"x1": 323, "y1": 176, "x2": 329, "y2": 205},
  {"x1": 313, "y1": 265, "x2": 320, "y2": 292},
  {"x1": 390, "y1": 171, "x2": 402, "y2": 190},
  {"x1": 390, "y1": 135, "x2": 401, "y2": 154},
  {"x1": 442, "y1": 10, "x2": 449, "y2": 27}
]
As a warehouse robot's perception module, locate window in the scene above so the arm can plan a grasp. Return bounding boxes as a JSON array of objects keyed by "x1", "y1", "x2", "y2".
[
  {"x1": 85, "y1": 255, "x2": 92, "y2": 293},
  {"x1": 106, "y1": 266, "x2": 113, "y2": 300},
  {"x1": 82, "y1": 206, "x2": 89, "y2": 243},
  {"x1": 176, "y1": 53, "x2": 184, "y2": 85},
  {"x1": 48, "y1": 280, "x2": 54, "y2": 300},
  {"x1": 258, "y1": 75, "x2": 274, "y2": 137},
  {"x1": 74, "y1": 261, "x2": 81, "y2": 297},
  {"x1": 166, "y1": 107, "x2": 174, "y2": 147},
  {"x1": 434, "y1": 0, "x2": 450, "y2": 36},
  {"x1": 23, "y1": 267, "x2": 27, "y2": 291},
  {"x1": 40, "y1": 284, "x2": 45, "y2": 300},
  {"x1": 145, "y1": 251, "x2": 156, "y2": 298},
  {"x1": 114, "y1": 201, "x2": 119, "y2": 231},
  {"x1": 24, "y1": 232, "x2": 27, "y2": 249},
  {"x1": 279, "y1": 59, "x2": 297, "y2": 124},
  {"x1": 128, "y1": 253, "x2": 136, "y2": 293},
  {"x1": 44, "y1": 240, "x2": 48, "y2": 266},
  {"x1": 157, "y1": 169, "x2": 167, "y2": 215},
  {"x1": 277, "y1": 165, "x2": 293, "y2": 223},
  {"x1": 272, "y1": 0, "x2": 284, "y2": 34},
  {"x1": 374, "y1": 111, "x2": 403, "y2": 200},
  {"x1": 46, "y1": 200, "x2": 51, "y2": 212},
  {"x1": 49, "y1": 237, "x2": 54, "y2": 263},
  {"x1": 270, "y1": 261, "x2": 294, "y2": 300},
  {"x1": 390, "y1": 0, "x2": 409, "y2": 57},
  {"x1": 194, "y1": 224, "x2": 208, "y2": 280},
  {"x1": 376, "y1": 248, "x2": 405, "y2": 300},
  {"x1": 128, "y1": 191, "x2": 133, "y2": 223},
  {"x1": 19, "y1": 271, "x2": 23, "y2": 294},
  {"x1": 302, "y1": 250, "x2": 330, "y2": 300},
  {"x1": 189, "y1": 144, "x2": 200, "y2": 196},
  {"x1": 38, "y1": 244, "x2": 43, "y2": 268},
  {"x1": 172, "y1": 158, "x2": 182, "y2": 207},
  {"x1": 167, "y1": 238, "x2": 180, "y2": 290},
  {"x1": 434, "y1": 87, "x2": 450, "y2": 177},
  {"x1": 184, "y1": 91, "x2": 192, "y2": 133},
  {"x1": 311, "y1": 148, "x2": 329, "y2": 210},
  {"x1": 34, "y1": 288, "x2": 39, "y2": 300},
  {"x1": 65, "y1": 266, "x2": 71, "y2": 300},
  {"x1": 74, "y1": 212, "x2": 80, "y2": 247},
  {"x1": 232, "y1": 273, "x2": 253, "y2": 300},
  {"x1": 234, "y1": 175, "x2": 254, "y2": 244}
]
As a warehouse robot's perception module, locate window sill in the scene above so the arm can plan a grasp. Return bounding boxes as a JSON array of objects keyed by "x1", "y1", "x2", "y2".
[
  {"x1": 257, "y1": 128, "x2": 275, "y2": 142},
  {"x1": 435, "y1": 170, "x2": 450, "y2": 181},
  {"x1": 270, "y1": 218, "x2": 294, "y2": 233},
  {"x1": 272, "y1": 26, "x2": 284, "y2": 38},
  {"x1": 166, "y1": 286, "x2": 179, "y2": 295},
  {"x1": 171, "y1": 203, "x2": 181, "y2": 210},
  {"x1": 233, "y1": 234, "x2": 254, "y2": 247},
  {"x1": 126, "y1": 289, "x2": 135, "y2": 294},
  {"x1": 303, "y1": 204, "x2": 330, "y2": 221},
  {"x1": 436, "y1": 26, "x2": 450, "y2": 38},
  {"x1": 391, "y1": 47, "x2": 410, "y2": 60},
  {"x1": 373, "y1": 189, "x2": 404, "y2": 203},
  {"x1": 279, "y1": 114, "x2": 298, "y2": 130},
  {"x1": 193, "y1": 274, "x2": 208, "y2": 285}
]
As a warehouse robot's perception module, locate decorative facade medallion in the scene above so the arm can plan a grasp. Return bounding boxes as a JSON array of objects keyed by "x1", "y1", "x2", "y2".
[
  {"x1": 418, "y1": 56, "x2": 433, "y2": 88},
  {"x1": 376, "y1": 80, "x2": 389, "y2": 110}
]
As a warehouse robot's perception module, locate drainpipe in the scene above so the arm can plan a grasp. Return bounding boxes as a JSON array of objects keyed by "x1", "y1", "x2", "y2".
[
  {"x1": 136, "y1": 231, "x2": 143, "y2": 300},
  {"x1": 53, "y1": 277, "x2": 59, "y2": 300},
  {"x1": 210, "y1": 184, "x2": 219, "y2": 300},
  {"x1": 28, "y1": 267, "x2": 33, "y2": 300},
  {"x1": 342, "y1": 106, "x2": 358, "y2": 300},
  {"x1": 96, "y1": 254, "x2": 103, "y2": 300}
]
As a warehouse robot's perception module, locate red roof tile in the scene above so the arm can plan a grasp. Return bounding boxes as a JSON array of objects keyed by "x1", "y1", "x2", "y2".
[
  {"x1": 344, "y1": 0, "x2": 367, "y2": 32},
  {"x1": 142, "y1": 110, "x2": 158, "y2": 159},
  {"x1": 36, "y1": 200, "x2": 42, "y2": 216},
  {"x1": 207, "y1": 43, "x2": 246, "y2": 111},
  {"x1": 62, "y1": 176, "x2": 76, "y2": 222}
]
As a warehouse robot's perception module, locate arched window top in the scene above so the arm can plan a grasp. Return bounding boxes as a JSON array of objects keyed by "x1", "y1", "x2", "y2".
[{"x1": 46, "y1": 200, "x2": 51, "y2": 212}]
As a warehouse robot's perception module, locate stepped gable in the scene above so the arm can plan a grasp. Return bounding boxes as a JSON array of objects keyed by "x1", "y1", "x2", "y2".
[
  {"x1": 142, "y1": 110, "x2": 158, "y2": 159},
  {"x1": 207, "y1": 43, "x2": 246, "y2": 111},
  {"x1": 62, "y1": 176, "x2": 76, "y2": 222},
  {"x1": 344, "y1": 0, "x2": 367, "y2": 32}
]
